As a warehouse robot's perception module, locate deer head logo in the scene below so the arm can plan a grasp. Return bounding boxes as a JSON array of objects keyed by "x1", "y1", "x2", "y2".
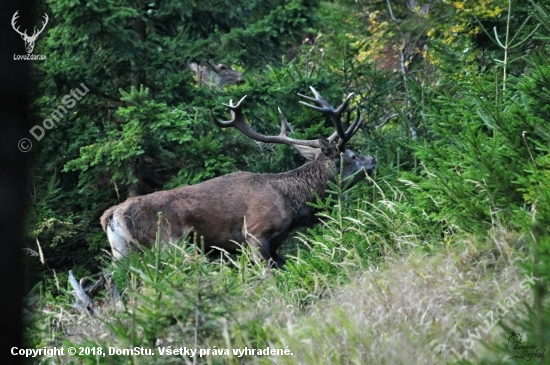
[{"x1": 11, "y1": 11, "x2": 49, "y2": 54}]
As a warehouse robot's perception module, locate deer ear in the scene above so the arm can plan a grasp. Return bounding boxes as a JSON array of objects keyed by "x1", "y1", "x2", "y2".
[
  {"x1": 319, "y1": 136, "x2": 339, "y2": 158},
  {"x1": 293, "y1": 145, "x2": 321, "y2": 161}
]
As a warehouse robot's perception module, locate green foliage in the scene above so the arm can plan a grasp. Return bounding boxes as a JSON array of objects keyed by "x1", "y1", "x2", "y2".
[
  {"x1": 405, "y1": 53, "x2": 550, "y2": 232},
  {"x1": 62, "y1": 85, "x2": 231, "y2": 190},
  {"x1": 24, "y1": 0, "x2": 550, "y2": 363},
  {"x1": 27, "y1": 0, "x2": 398, "y2": 273},
  {"x1": 277, "y1": 159, "x2": 430, "y2": 304}
]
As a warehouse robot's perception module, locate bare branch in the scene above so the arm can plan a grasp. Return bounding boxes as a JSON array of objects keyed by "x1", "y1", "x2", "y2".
[{"x1": 68, "y1": 270, "x2": 98, "y2": 317}]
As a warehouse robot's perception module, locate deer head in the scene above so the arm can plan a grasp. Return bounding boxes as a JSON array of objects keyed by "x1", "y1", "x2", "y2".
[{"x1": 11, "y1": 11, "x2": 49, "y2": 54}]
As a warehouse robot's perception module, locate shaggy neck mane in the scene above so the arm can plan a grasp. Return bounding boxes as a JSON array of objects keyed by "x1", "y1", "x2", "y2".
[{"x1": 269, "y1": 158, "x2": 335, "y2": 226}]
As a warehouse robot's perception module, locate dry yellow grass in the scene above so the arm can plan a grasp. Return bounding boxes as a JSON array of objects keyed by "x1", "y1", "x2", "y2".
[
  {"x1": 258, "y1": 227, "x2": 529, "y2": 364},
  {"x1": 35, "y1": 227, "x2": 531, "y2": 365}
]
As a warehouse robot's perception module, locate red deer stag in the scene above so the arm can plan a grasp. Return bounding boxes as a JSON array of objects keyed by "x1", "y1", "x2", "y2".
[
  {"x1": 188, "y1": 62, "x2": 244, "y2": 88},
  {"x1": 100, "y1": 87, "x2": 376, "y2": 268}
]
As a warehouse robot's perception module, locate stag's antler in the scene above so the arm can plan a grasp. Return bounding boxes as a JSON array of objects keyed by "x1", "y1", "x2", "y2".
[
  {"x1": 298, "y1": 86, "x2": 364, "y2": 151},
  {"x1": 11, "y1": 11, "x2": 27, "y2": 38},
  {"x1": 211, "y1": 95, "x2": 323, "y2": 148},
  {"x1": 211, "y1": 88, "x2": 364, "y2": 151},
  {"x1": 11, "y1": 11, "x2": 48, "y2": 40},
  {"x1": 30, "y1": 13, "x2": 49, "y2": 40}
]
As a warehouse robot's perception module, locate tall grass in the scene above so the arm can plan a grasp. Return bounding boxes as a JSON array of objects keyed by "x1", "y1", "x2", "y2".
[{"x1": 23, "y1": 167, "x2": 535, "y2": 365}]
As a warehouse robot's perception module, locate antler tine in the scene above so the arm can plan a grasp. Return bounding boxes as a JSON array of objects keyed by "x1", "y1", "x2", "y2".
[
  {"x1": 298, "y1": 87, "x2": 354, "y2": 115},
  {"x1": 277, "y1": 107, "x2": 290, "y2": 137},
  {"x1": 296, "y1": 86, "x2": 323, "y2": 104},
  {"x1": 211, "y1": 95, "x2": 248, "y2": 128},
  {"x1": 11, "y1": 11, "x2": 27, "y2": 37},
  {"x1": 31, "y1": 13, "x2": 48, "y2": 38},
  {"x1": 211, "y1": 96, "x2": 321, "y2": 148},
  {"x1": 344, "y1": 106, "x2": 364, "y2": 140},
  {"x1": 297, "y1": 87, "x2": 359, "y2": 150},
  {"x1": 297, "y1": 88, "x2": 331, "y2": 112},
  {"x1": 222, "y1": 95, "x2": 247, "y2": 113}
]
